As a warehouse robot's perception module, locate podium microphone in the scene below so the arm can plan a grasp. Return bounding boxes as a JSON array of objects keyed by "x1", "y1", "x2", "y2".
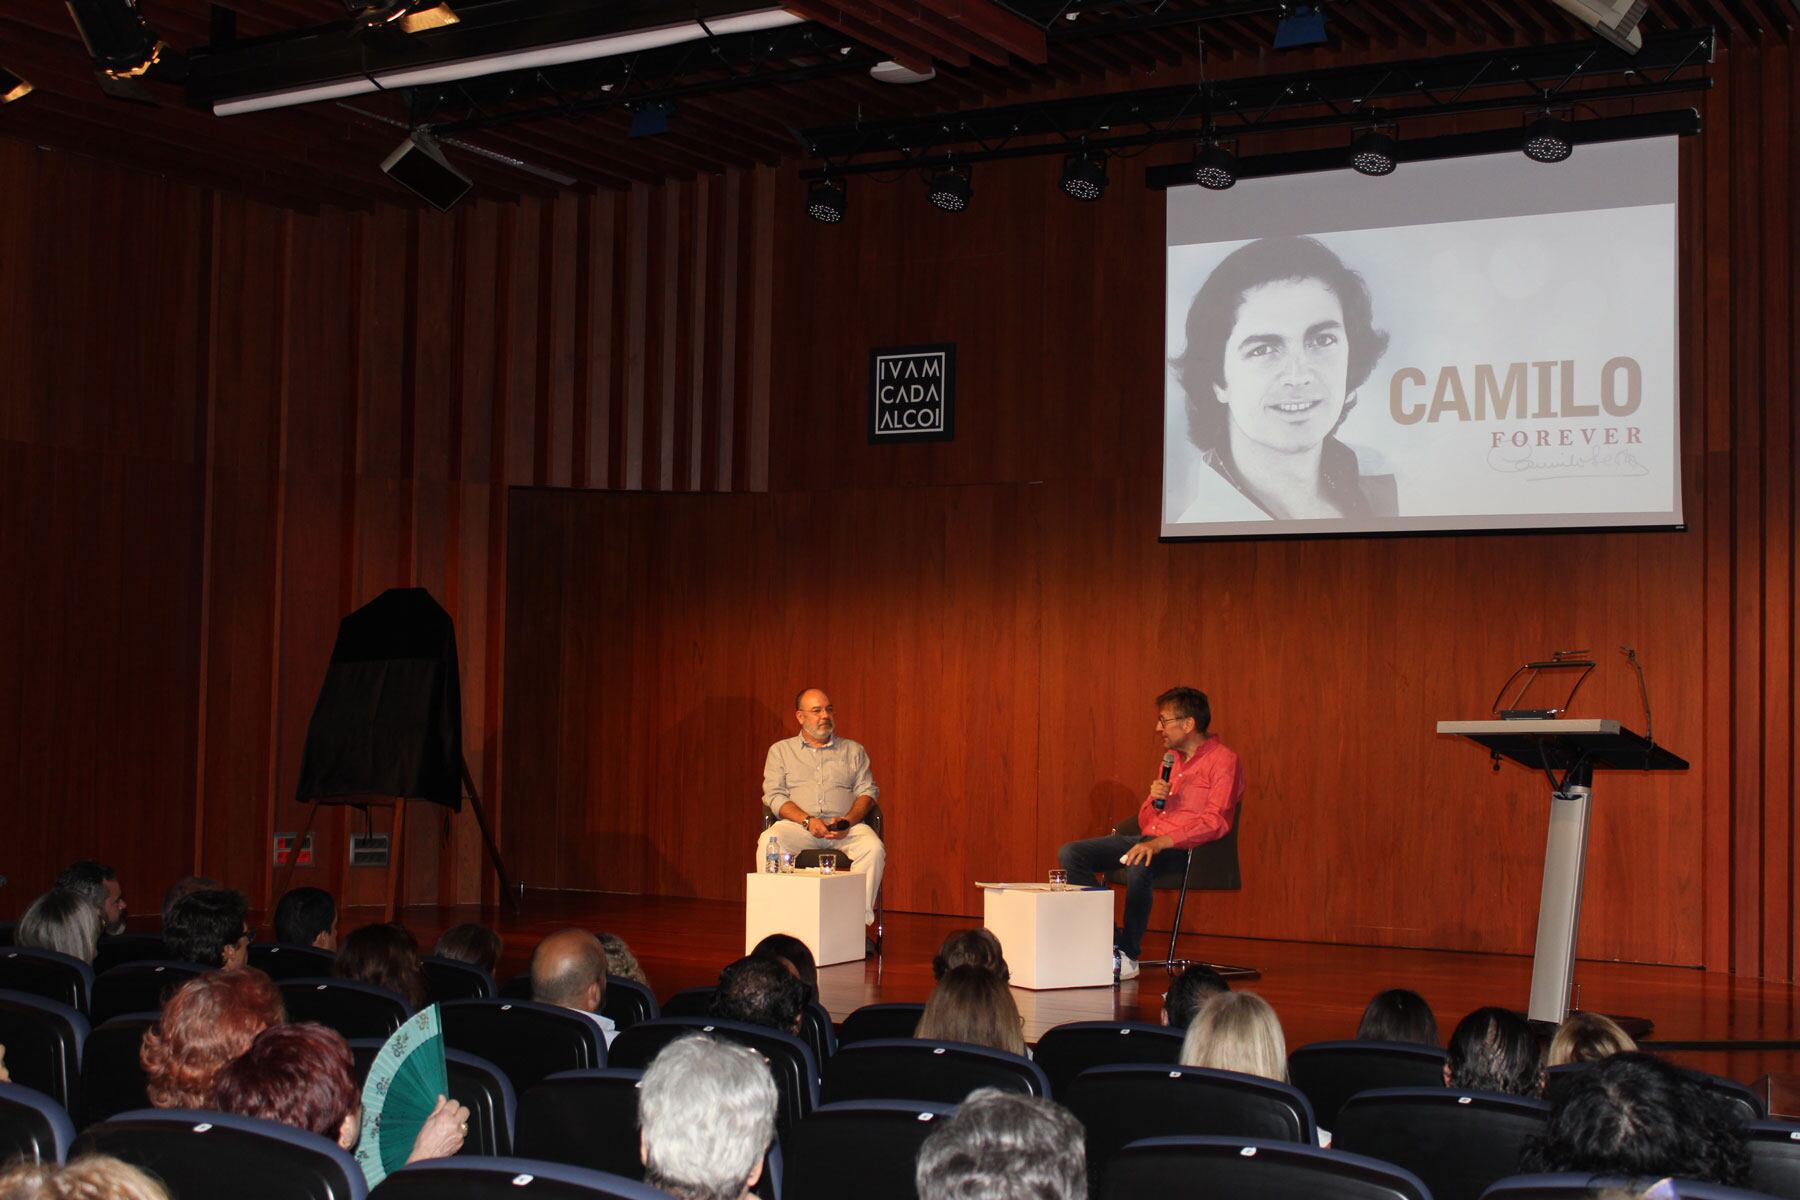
[{"x1": 1154, "y1": 752, "x2": 1175, "y2": 810}]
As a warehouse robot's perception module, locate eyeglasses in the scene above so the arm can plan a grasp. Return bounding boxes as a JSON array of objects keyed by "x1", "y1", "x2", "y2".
[{"x1": 1154, "y1": 715, "x2": 1192, "y2": 727}]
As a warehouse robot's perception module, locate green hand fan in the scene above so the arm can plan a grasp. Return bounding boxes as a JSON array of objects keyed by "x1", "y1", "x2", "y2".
[{"x1": 354, "y1": 1003, "x2": 449, "y2": 1189}]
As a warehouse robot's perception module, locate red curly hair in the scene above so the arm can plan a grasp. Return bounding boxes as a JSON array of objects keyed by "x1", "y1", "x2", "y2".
[
  {"x1": 213, "y1": 1022, "x2": 359, "y2": 1138},
  {"x1": 139, "y1": 967, "x2": 286, "y2": 1109}
]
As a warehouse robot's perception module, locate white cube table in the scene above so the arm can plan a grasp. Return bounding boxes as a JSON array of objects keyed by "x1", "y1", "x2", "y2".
[
  {"x1": 982, "y1": 886, "x2": 1114, "y2": 990},
  {"x1": 745, "y1": 870, "x2": 866, "y2": 967}
]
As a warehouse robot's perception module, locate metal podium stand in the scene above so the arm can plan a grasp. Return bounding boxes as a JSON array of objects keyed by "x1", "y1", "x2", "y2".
[{"x1": 1436, "y1": 719, "x2": 1688, "y2": 1025}]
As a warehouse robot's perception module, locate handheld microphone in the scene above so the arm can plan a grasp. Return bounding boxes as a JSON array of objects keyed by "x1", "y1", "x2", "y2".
[{"x1": 1154, "y1": 752, "x2": 1175, "y2": 810}]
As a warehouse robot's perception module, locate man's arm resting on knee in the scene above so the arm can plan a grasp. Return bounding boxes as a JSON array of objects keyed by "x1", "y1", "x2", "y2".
[
  {"x1": 1121, "y1": 835, "x2": 1173, "y2": 867},
  {"x1": 774, "y1": 802, "x2": 826, "y2": 837}
]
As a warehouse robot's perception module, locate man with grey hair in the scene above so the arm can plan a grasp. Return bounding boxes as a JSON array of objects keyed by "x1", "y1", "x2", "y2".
[
  {"x1": 639, "y1": 1035, "x2": 777, "y2": 1200},
  {"x1": 530, "y1": 928, "x2": 617, "y2": 1047},
  {"x1": 915, "y1": 1088, "x2": 1087, "y2": 1200}
]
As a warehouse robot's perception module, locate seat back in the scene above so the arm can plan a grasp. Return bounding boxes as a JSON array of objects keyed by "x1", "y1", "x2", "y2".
[
  {"x1": 439, "y1": 999, "x2": 605, "y2": 1097},
  {"x1": 76, "y1": 1013, "x2": 156, "y2": 1128},
  {"x1": 1103, "y1": 1135, "x2": 1429, "y2": 1200},
  {"x1": 1544, "y1": 1061, "x2": 1765, "y2": 1124},
  {"x1": 1746, "y1": 1119, "x2": 1800, "y2": 1200},
  {"x1": 821, "y1": 1039, "x2": 1048, "y2": 1107},
  {"x1": 659, "y1": 987, "x2": 714, "y2": 1017},
  {"x1": 0, "y1": 922, "x2": 13, "y2": 946},
  {"x1": 0, "y1": 948, "x2": 94, "y2": 1013},
  {"x1": 369, "y1": 1157, "x2": 674, "y2": 1199},
  {"x1": 1064, "y1": 1063, "x2": 1315, "y2": 1183},
  {"x1": 609, "y1": 1017, "x2": 818, "y2": 1132},
  {"x1": 839, "y1": 1003, "x2": 924, "y2": 1046},
  {"x1": 91, "y1": 961, "x2": 204, "y2": 1026},
  {"x1": 74, "y1": 1108, "x2": 366, "y2": 1200},
  {"x1": 1481, "y1": 1173, "x2": 1782, "y2": 1200},
  {"x1": 0, "y1": 1080, "x2": 77, "y2": 1165},
  {"x1": 515, "y1": 1069, "x2": 647, "y2": 1179},
  {"x1": 1334, "y1": 1087, "x2": 1550, "y2": 1200},
  {"x1": 279, "y1": 978, "x2": 410, "y2": 1040},
  {"x1": 350, "y1": 1040, "x2": 516, "y2": 1157},
  {"x1": 783, "y1": 1101, "x2": 954, "y2": 1200},
  {"x1": 93, "y1": 935, "x2": 171, "y2": 976},
  {"x1": 0, "y1": 989, "x2": 89, "y2": 1109},
  {"x1": 599, "y1": 977, "x2": 657, "y2": 1031},
  {"x1": 498, "y1": 973, "x2": 532, "y2": 1000},
  {"x1": 250, "y1": 944, "x2": 338, "y2": 982},
  {"x1": 1034, "y1": 1022, "x2": 1185, "y2": 1098},
  {"x1": 1287, "y1": 1039, "x2": 1451, "y2": 1129},
  {"x1": 420, "y1": 956, "x2": 495, "y2": 1003}
]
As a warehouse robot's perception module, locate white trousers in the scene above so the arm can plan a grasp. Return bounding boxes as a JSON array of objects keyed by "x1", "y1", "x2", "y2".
[{"x1": 756, "y1": 822, "x2": 886, "y2": 925}]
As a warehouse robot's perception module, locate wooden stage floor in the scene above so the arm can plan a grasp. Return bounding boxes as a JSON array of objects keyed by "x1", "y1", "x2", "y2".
[{"x1": 388, "y1": 891, "x2": 1800, "y2": 1099}]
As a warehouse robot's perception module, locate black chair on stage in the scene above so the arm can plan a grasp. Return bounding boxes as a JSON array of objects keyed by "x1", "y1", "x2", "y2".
[
  {"x1": 77, "y1": 1013, "x2": 156, "y2": 1129},
  {"x1": 421, "y1": 955, "x2": 495, "y2": 1003},
  {"x1": 440, "y1": 999, "x2": 607, "y2": 1098},
  {"x1": 93, "y1": 934, "x2": 171, "y2": 976},
  {"x1": 280, "y1": 978, "x2": 410, "y2": 1041},
  {"x1": 1287, "y1": 1039, "x2": 1451, "y2": 1130},
  {"x1": 1034, "y1": 1021, "x2": 1185, "y2": 1099},
  {"x1": 1103, "y1": 1135, "x2": 1431, "y2": 1200},
  {"x1": 250, "y1": 943, "x2": 337, "y2": 982},
  {"x1": 1481, "y1": 1174, "x2": 1779, "y2": 1200},
  {"x1": 0, "y1": 1080, "x2": 76, "y2": 1165},
  {"x1": 1102, "y1": 804, "x2": 1244, "y2": 971},
  {"x1": 370, "y1": 1158, "x2": 671, "y2": 1200},
  {"x1": 75, "y1": 1109, "x2": 366, "y2": 1200},
  {"x1": 1747, "y1": 1119, "x2": 1800, "y2": 1200},
  {"x1": 783, "y1": 1100, "x2": 955, "y2": 1200},
  {"x1": 821, "y1": 1039, "x2": 1048, "y2": 1107},
  {"x1": 600, "y1": 977, "x2": 657, "y2": 1031},
  {"x1": 762, "y1": 801, "x2": 887, "y2": 949},
  {"x1": 1065, "y1": 1063, "x2": 1316, "y2": 1185},
  {"x1": 350, "y1": 1040, "x2": 517, "y2": 1157},
  {"x1": 609, "y1": 1016, "x2": 817, "y2": 1132},
  {"x1": 0, "y1": 948, "x2": 94, "y2": 1014},
  {"x1": 1333, "y1": 1087, "x2": 1550, "y2": 1200},
  {"x1": 0, "y1": 989, "x2": 88, "y2": 1110},
  {"x1": 838, "y1": 1003, "x2": 924, "y2": 1046},
  {"x1": 90, "y1": 961, "x2": 203, "y2": 1026}
]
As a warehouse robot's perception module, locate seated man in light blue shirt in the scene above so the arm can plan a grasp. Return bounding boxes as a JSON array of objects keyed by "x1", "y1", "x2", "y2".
[
  {"x1": 760, "y1": 687, "x2": 886, "y2": 926},
  {"x1": 530, "y1": 928, "x2": 618, "y2": 1048}
]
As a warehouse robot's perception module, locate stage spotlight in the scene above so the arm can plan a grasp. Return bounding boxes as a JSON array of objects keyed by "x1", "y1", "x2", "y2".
[
  {"x1": 927, "y1": 165, "x2": 971, "y2": 213},
  {"x1": 1191, "y1": 141, "x2": 1237, "y2": 190},
  {"x1": 1349, "y1": 127, "x2": 1398, "y2": 177},
  {"x1": 1272, "y1": 4, "x2": 1328, "y2": 48},
  {"x1": 0, "y1": 68, "x2": 32, "y2": 104},
  {"x1": 1060, "y1": 151, "x2": 1107, "y2": 201},
  {"x1": 65, "y1": 0, "x2": 180, "y2": 87},
  {"x1": 1523, "y1": 113, "x2": 1574, "y2": 163},
  {"x1": 807, "y1": 176, "x2": 846, "y2": 224},
  {"x1": 353, "y1": 1, "x2": 461, "y2": 33},
  {"x1": 381, "y1": 130, "x2": 473, "y2": 212}
]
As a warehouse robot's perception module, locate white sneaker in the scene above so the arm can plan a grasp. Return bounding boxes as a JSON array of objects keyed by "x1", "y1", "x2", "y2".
[{"x1": 1114, "y1": 950, "x2": 1139, "y2": 982}]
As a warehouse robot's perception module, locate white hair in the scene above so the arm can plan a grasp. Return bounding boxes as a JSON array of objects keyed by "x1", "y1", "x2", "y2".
[
  {"x1": 17, "y1": 888, "x2": 101, "y2": 964},
  {"x1": 639, "y1": 1036, "x2": 777, "y2": 1200},
  {"x1": 915, "y1": 1089, "x2": 1087, "y2": 1200}
]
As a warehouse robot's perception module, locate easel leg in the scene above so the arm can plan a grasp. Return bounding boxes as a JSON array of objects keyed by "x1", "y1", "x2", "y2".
[{"x1": 460, "y1": 758, "x2": 520, "y2": 912}]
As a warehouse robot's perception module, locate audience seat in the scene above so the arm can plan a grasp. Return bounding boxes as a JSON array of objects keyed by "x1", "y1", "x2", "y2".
[
  {"x1": 369, "y1": 1157, "x2": 674, "y2": 1199},
  {"x1": 599, "y1": 977, "x2": 658, "y2": 1032},
  {"x1": 76, "y1": 1013, "x2": 156, "y2": 1129},
  {"x1": 1064, "y1": 1063, "x2": 1317, "y2": 1185},
  {"x1": 0, "y1": 922, "x2": 13, "y2": 946},
  {"x1": 658, "y1": 987, "x2": 714, "y2": 1018},
  {"x1": 1746, "y1": 1119, "x2": 1800, "y2": 1200},
  {"x1": 279, "y1": 978, "x2": 411, "y2": 1040},
  {"x1": 250, "y1": 944, "x2": 338, "y2": 982},
  {"x1": 1287, "y1": 1039, "x2": 1450, "y2": 1129},
  {"x1": 0, "y1": 1080, "x2": 77, "y2": 1165},
  {"x1": 1103, "y1": 1135, "x2": 1431, "y2": 1200},
  {"x1": 93, "y1": 935, "x2": 172, "y2": 976},
  {"x1": 609, "y1": 1016, "x2": 818, "y2": 1133},
  {"x1": 0, "y1": 989, "x2": 89, "y2": 1110},
  {"x1": 498, "y1": 973, "x2": 532, "y2": 1001},
  {"x1": 656, "y1": 986, "x2": 837, "y2": 1060},
  {"x1": 350, "y1": 1040, "x2": 517, "y2": 1158},
  {"x1": 838, "y1": 1002, "x2": 925, "y2": 1046},
  {"x1": 783, "y1": 1100, "x2": 955, "y2": 1200},
  {"x1": 421, "y1": 956, "x2": 495, "y2": 1003},
  {"x1": 1481, "y1": 1174, "x2": 1783, "y2": 1200},
  {"x1": 1544, "y1": 1061, "x2": 1766, "y2": 1122},
  {"x1": 1333, "y1": 1087, "x2": 1551, "y2": 1200},
  {"x1": 90, "y1": 961, "x2": 203, "y2": 1026},
  {"x1": 74, "y1": 1108, "x2": 367, "y2": 1200},
  {"x1": 439, "y1": 999, "x2": 607, "y2": 1098},
  {"x1": 1033, "y1": 1021, "x2": 1185, "y2": 1099},
  {"x1": 0, "y1": 947, "x2": 94, "y2": 1013},
  {"x1": 820, "y1": 1038, "x2": 1048, "y2": 1107}
]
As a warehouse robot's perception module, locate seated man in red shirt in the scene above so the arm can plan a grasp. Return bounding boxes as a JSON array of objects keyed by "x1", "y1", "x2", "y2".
[{"x1": 1057, "y1": 686, "x2": 1244, "y2": 982}]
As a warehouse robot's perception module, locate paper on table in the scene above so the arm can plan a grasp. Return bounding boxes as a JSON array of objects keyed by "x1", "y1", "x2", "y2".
[{"x1": 975, "y1": 882, "x2": 1105, "y2": 891}]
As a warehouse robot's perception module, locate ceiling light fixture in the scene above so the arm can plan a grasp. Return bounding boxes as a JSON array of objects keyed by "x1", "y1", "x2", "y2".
[
  {"x1": 807, "y1": 176, "x2": 846, "y2": 223},
  {"x1": 0, "y1": 68, "x2": 32, "y2": 104},
  {"x1": 1349, "y1": 127, "x2": 1398, "y2": 176},
  {"x1": 1060, "y1": 150, "x2": 1107, "y2": 201},
  {"x1": 1191, "y1": 141, "x2": 1237, "y2": 190},
  {"x1": 1523, "y1": 112, "x2": 1574, "y2": 163},
  {"x1": 927, "y1": 165, "x2": 971, "y2": 213}
]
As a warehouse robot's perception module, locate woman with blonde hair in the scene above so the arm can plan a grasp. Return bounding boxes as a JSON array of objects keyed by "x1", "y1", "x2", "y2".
[
  {"x1": 1179, "y1": 990, "x2": 1288, "y2": 1080},
  {"x1": 0, "y1": 1155, "x2": 170, "y2": 1200},
  {"x1": 1547, "y1": 1011, "x2": 1637, "y2": 1068},
  {"x1": 916, "y1": 965, "x2": 1027, "y2": 1057}
]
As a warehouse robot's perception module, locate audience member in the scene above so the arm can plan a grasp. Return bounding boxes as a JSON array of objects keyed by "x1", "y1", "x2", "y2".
[
  {"x1": 1162, "y1": 963, "x2": 1229, "y2": 1029},
  {"x1": 638, "y1": 1035, "x2": 777, "y2": 1200},
  {"x1": 272, "y1": 887, "x2": 337, "y2": 951},
  {"x1": 15, "y1": 888, "x2": 102, "y2": 964},
  {"x1": 750, "y1": 932, "x2": 818, "y2": 997},
  {"x1": 1446, "y1": 1006, "x2": 1543, "y2": 1097},
  {"x1": 160, "y1": 876, "x2": 218, "y2": 929},
  {"x1": 931, "y1": 928, "x2": 1010, "y2": 983},
  {"x1": 331, "y1": 922, "x2": 428, "y2": 1010},
  {"x1": 916, "y1": 965, "x2": 1027, "y2": 1057},
  {"x1": 0, "y1": 1156, "x2": 170, "y2": 1200},
  {"x1": 213, "y1": 1022, "x2": 467, "y2": 1163},
  {"x1": 1180, "y1": 990, "x2": 1287, "y2": 1080},
  {"x1": 1356, "y1": 988, "x2": 1440, "y2": 1045},
  {"x1": 434, "y1": 923, "x2": 503, "y2": 975},
  {"x1": 710, "y1": 955, "x2": 808, "y2": 1037},
  {"x1": 914, "y1": 1088, "x2": 1086, "y2": 1200},
  {"x1": 530, "y1": 928, "x2": 616, "y2": 1046},
  {"x1": 164, "y1": 889, "x2": 251, "y2": 970},
  {"x1": 140, "y1": 967, "x2": 285, "y2": 1108},
  {"x1": 1522, "y1": 1052, "x2": 1749, "y2": 1185},
  {"x1": 0, "y1": 1043, "x2": 9, "y2": 1083},
  {"x1": 597, "y1": 931, "x2": 649, "y2": 989},
  {"x1": 1547, "y1": 1011, "x2": 1638, "y2": 1068},
  {"x1": 54, "y1": 860, "x2": 127, "y2": 937}
]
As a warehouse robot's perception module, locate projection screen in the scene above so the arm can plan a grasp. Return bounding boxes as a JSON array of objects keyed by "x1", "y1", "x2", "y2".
[{"x1": 1161, "y1": 137, "x2": 1681, "y2": 540}]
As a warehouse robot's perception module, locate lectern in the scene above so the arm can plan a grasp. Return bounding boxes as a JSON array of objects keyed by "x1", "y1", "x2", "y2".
[{"x1": 1436, "y1": 718, "x2": 1687, "y2": 1024}]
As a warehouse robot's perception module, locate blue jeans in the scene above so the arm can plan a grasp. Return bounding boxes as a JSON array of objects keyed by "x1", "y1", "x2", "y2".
[{"x1": 1057, "y1": 834, "x2": 1190, "y2": 961}]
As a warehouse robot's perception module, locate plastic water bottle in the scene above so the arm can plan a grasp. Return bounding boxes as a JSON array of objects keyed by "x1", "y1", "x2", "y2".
[{"x1": 765, "y1": 837, "x2": 780, "y2": 873}]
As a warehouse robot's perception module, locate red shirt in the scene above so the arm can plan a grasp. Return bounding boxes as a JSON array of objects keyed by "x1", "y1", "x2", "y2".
[{"x1": 1138, "y1": 736, "x2": 1243, "y2": 851}]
